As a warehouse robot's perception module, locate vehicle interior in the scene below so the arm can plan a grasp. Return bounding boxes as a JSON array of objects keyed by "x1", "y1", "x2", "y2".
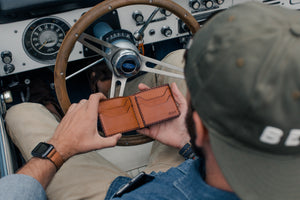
[{"x1": 0, "y1": 0, "x2": 299, "y2": 178}]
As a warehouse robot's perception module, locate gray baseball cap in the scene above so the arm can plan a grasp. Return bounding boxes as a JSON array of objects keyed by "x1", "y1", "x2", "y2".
[{"x1": 185, "y1": 2, "x2": 300, "y2": 200}]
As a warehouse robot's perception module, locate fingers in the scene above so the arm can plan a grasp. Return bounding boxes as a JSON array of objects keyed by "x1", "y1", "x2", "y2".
[
  {"x1": 87, "y1": 93, "x2": 107, "y2": 114},
  {"x1": 67, "y1": 93, "x2": 107, "y2": 115},
  {"x1": 137, "y1": 128, "x2": 150, "y2": 137},
  {"x1": 170, "y1": 82, "x2": 187, "y2": 112},
  {"x1": 170, "y1": 82, "x2": 184, "y2": 102},
  {"x1": 138, "y1": 83, "x2": 150, "y2": 91},
  {"x1": 66, "y1": 99, "x2": 88, "y2": 114},
  {"x1": 79, "y1": 99, "x2": 87, "y2": 104},
  {"x1": 66, "y1": 103, "x2": 78, "y2": 114},
  {"x1": 97, "y1": 133, "x2": 122, "y2": 148}
]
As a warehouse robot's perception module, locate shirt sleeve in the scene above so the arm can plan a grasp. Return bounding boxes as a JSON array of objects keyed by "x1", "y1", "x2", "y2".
[{"x1": 0, "y1": 174, "x2": 47, "y2": 200}]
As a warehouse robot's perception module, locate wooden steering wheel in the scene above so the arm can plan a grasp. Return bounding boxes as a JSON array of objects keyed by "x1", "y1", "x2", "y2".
[{"x1": 54, "y1": 0, "x2": 200, "y2": 145}]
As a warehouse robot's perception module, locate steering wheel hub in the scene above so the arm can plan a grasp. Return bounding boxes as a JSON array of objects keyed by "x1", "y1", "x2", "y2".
[{"x1": 112, "y1": 49, "x2": 141, "y2": 78}]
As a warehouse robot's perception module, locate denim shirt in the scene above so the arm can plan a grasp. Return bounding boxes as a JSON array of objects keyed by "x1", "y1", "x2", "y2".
[
  {"x1": 106, "y1": 158, "x2": 240, "y2": 200},
  {"x1": 0, "y1": 159, "x2": 239, "y2": 200},
  {"x1": 0, "y1": 174, "x2": 47, "y2": 200}
]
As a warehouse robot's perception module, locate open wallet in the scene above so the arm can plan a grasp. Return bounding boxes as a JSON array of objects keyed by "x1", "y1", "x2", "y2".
[{"x1": 98, "y1": 84, "x2": 180, "y2": 136}]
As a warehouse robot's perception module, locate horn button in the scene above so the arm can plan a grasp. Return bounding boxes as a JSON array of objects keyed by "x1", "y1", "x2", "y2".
[{"x1": 112, "y1": 49, "x2": 141, "y2": 78}]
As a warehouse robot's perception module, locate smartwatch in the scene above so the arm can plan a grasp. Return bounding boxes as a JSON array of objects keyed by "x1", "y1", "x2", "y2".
[
  {"x1": 179, "y1": 143, "x2": 196, "y2": 160},
  {"x1": 31, "y1": 142, "x2": 64, "y2": 170}
]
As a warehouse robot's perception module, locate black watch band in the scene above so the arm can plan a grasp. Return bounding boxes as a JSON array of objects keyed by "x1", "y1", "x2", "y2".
[{"x1": 179, "y1": 143, "x2": 196, "y2": 160}]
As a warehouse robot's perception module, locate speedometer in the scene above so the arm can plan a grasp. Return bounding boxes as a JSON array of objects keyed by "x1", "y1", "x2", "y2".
[{"x1": 23, "y1": 17, "x2": 70, "y2": 64}]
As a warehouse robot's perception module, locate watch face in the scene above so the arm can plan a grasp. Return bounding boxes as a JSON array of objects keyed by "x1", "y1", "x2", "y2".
[{"x1": 31, "y1": 142, "x2": 54, "y2": 158}]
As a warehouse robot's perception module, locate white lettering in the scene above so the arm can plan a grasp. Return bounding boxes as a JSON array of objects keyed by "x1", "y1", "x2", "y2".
[
  {"x1": 285, "y1": 129, "x2": 300, "y2": 146},
  {"x1": 260, "y1": 126, "x2": 283, "y2": 145}
]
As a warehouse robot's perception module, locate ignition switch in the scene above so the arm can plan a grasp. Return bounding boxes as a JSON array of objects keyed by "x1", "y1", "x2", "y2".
[
  {"x1": 4, "y1": 64, "x2": 15, "y2": 74},
  {"x1": 1, "y1": 51, "x2": 12, "y2": 64},
  {"x1": 161, "y1": 26, "x2": 172, "y2": 37}
]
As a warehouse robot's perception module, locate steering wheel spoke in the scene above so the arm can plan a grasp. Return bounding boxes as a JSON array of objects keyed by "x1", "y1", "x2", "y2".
[
  {"x1": 110, "y1": 74, "x2": 128, "y2": 98},
  {"x1": 65, "y1": 58, "x2": 104, "y2": 80},
  {"x1": 77, "y1": 33, "x2": 119, "y2": 60},
  {"x1": 140, "y1": 55, "x2": 184, "y2": 79}
]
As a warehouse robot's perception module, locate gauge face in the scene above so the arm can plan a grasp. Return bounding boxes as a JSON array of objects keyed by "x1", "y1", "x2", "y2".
[{"x1": 23, "y1": 17, "x2": 70, "y2": 64}]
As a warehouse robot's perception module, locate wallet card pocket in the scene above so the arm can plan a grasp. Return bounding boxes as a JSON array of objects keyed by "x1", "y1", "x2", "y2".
[
  {"x1": 99, "y1": 98, "x2": 139, "y2": 136},
  {"x1": 135, "y1": 86, "x2": 180, "y2": 126}
]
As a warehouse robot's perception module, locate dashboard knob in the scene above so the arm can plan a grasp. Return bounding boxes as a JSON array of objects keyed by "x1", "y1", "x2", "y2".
[
  {"x1": 132, "y1": 10, "x2": 144, "y2": 23},
  {"x1": 189, "y1": 0, "x2": 201, "y2": 10},
  {"x1": 216, "y1": 0, "x2": 224, "y2": 5},
  {"x1": 204, "y1": 0, "x2": 214, "y2": 9},
  {"x1": 161, "y1": 26, "x2": 172, "y2": 37},
  {"x1": 181, "y1": 22, "x2": 189, "y2": 33},
  {"x1": 1, "y1": 51, "x2": 12, "y2": 64},
  {"x1": 2, "y1": 90, "x2": 13, "y2": 104},
  {"x1": 160, "y1": 9, "x2": 172, "y2": 16},
  {"x1": 149, "y1": 29, "x2": 155, "y2": 36},
  {"x1": 3, "y1": 64, "x2": 15, "y2": 74}
]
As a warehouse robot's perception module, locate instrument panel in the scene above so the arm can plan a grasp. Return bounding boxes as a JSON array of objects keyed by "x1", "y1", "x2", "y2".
[
  {"x1": 23, "y1": 17, "x2": 70, "y2": 64},
  {"x1": 0, "y1": 8, "x2": 89, "y2": 76},
  {"x1": 0, "y1": 0, "x2": 299, "y2": 77},
  {"x1": 117, "y1": 1, "x2": 232, "y2": 46}
]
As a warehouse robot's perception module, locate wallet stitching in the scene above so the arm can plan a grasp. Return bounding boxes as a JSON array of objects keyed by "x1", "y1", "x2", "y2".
[
  {"x1": 137, "y1": 94, "x2": 172, "y2": 107},
  {"x1": 129, "y1": 97, "x2": 144, "y2": 128},
  {"x1": 135, "y1": 95, "x2": 146, "y2": 127},
  {"x1": 99, "y1": 98, "x2": 139, "y2": 135},
  {"x1": 130, "y1": 84, "x2": 169, "y2": 96},
  {"x1": 100, "y1": 103, "x2": 140, "y2": 136},
  {"x1": 100, "y1": 105, "x2": 131, "y2": 117},
  {"x1": 135, "y1": 87, "x2": 168, "y2": 102},
  {"x1": 99, "y1": 98, "x2": 130, "y2": 112},
  {"x1": 142, "y1": 114, "x2": 180, "y2": 128},
  {"x1": 99, "y1": 84, "x2": 180, "y2": 136},
  {"x1": 136, "y1": 95, "x2": 180, "y2": 127},
  {"x1": 135, "y1": 86, "x2": 180, "y2": 127}
]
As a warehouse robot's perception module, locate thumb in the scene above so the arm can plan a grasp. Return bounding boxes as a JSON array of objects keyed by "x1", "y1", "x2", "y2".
[
  {"x1": 137, "y1": 128, "x2": 150, "y2": 137},
  {"x1": 170, "y1": 82, "x2": 187, "y2": 111},
  {"x1": 138, "y1": 83, "x2": 150, "y2": 91},
  {"x1": 98, "y1": 134, "x2": 122, "y2": 149}
]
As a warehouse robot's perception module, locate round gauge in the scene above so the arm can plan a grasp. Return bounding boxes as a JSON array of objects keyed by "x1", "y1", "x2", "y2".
[{"x1": 23, "y1": 17, "x2": 70, "y2": 64}]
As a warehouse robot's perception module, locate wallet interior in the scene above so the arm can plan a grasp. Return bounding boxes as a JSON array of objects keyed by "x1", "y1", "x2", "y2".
[
  {"x1": 98, "y1": 85, "x2": 180, "y2": 136},
  {"x1": 135, "y1": 86, "x2": 180, "y2": 126},
  {"x1": 99, "y1": 97, "x2": 140, "y2": 136}
]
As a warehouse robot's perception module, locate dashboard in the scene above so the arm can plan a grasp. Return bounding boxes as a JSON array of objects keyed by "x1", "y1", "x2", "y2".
[{"x1": 0, "y1": 0, "x2": 300, "y2": 77}]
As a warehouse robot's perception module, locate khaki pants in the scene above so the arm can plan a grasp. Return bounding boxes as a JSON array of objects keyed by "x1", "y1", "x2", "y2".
[{"x1": 5, "y1": 50, "x2": 186, "y2": 200}]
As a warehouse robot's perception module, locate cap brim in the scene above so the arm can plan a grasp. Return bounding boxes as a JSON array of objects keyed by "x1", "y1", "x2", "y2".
[{"x1": 209, "y1": 128, "x2": 300, "y2": 200}]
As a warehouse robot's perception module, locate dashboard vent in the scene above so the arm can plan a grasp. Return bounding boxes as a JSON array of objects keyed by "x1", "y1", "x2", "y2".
[{"x1": 262, "y1": 0, "x2": 281, "y2": 5}]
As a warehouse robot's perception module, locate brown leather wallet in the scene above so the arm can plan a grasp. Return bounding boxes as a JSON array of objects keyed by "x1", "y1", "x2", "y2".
[{"x1": 98, "y1": 85, "x2": 180, "y2": 136}]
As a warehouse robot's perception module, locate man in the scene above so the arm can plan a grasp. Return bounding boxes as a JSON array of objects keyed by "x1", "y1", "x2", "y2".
[{"x1": 0, "y1": 2, "x2": 299, "y2": 200}]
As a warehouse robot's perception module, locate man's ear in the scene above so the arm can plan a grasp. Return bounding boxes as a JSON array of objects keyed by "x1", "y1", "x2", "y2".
[{"x1": 192, "y1": 111, "x2": 207, "y2": 147}]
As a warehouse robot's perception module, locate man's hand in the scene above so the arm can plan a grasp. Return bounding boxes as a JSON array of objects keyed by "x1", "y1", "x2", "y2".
[
  {"x1": 49, "y1": 93, "x2": 121, "y2": 161},
  {"x1": 137, "y1": 83, "x2": 190, "y2": 149},
  {"x1": 17, "y1": 93, "x2": 121, "y2": 189}
]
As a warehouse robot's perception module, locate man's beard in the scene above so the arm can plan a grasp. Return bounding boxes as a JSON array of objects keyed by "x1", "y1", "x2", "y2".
[{"x1": 185, "y1": 105, "x2": 204, "y2": 158}]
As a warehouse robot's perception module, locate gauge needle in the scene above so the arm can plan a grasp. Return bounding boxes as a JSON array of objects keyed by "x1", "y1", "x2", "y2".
[
  {"x1": 39, "y1": 40, "x2": 48, "y2": 50},
  {"x1": 39, "y1": 39, "x2": 55, "y2": 50}
]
